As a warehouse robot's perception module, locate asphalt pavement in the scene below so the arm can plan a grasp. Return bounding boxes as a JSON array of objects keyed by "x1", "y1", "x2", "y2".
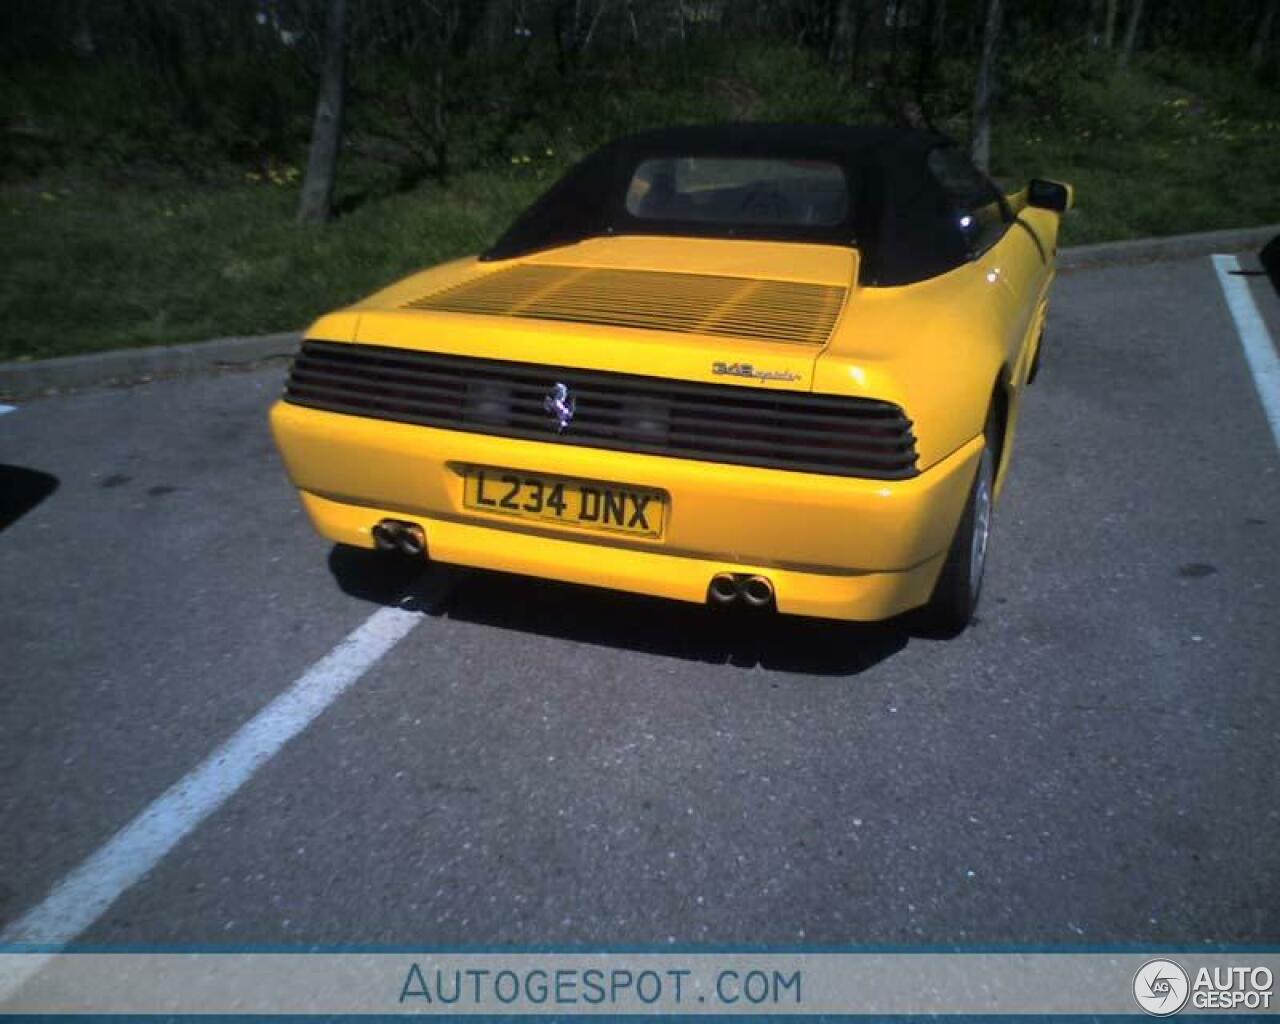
[{"x1": 1, "y1": 254, "x2": 1277, "y2": 947}]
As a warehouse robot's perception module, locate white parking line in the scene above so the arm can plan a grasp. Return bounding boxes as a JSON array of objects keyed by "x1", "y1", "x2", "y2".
[
  {"x1": 1212, "y1": 254, "x2": 1280, "y2": 453},
  {"x1": 0, "y1": 404, "x2": 16, "y2": 416},
  {"x1": 0, "y1": 597, "x2": 427, "y2": 995}
]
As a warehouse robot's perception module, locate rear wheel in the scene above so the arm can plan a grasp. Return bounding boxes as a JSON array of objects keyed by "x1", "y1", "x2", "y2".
[{"x1": 921, "y1": 431, "x2": 996, "y2": 636}]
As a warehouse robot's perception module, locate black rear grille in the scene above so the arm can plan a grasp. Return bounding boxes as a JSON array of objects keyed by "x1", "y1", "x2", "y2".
[{"x1": 284, "y1": 340, "x2": 919, "y2": 479}]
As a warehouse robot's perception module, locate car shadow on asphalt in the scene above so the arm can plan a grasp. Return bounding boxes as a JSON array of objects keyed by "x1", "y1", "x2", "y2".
[
  {"x1": 327, "y1": 543, "x2": 450, "y2": 612},
  {"x1": 0, "y1": 465, "x2": 59, "y2": 532},
  {"x1": 328, "y1": 544, "x2": 915, "y2": 676}
]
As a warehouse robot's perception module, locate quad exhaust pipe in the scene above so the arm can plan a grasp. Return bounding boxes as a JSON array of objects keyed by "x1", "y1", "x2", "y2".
[
  {"x1": 707, "y1": 572, "x2": 775, "y2": 609},
  {"x1": 708, "y1": 573, "x2": 740, "y2": 605},
  {"x1": 372, "y1": 519, "x2": 426, "y2": 558},
  {"x1": 741, "y1": 575, "x2": 775, "y2": 608}
]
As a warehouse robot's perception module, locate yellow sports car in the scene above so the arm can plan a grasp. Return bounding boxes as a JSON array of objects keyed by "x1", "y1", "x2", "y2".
[{"x1": 271, "y1": 125, "x2": 1070, "y2": 632}]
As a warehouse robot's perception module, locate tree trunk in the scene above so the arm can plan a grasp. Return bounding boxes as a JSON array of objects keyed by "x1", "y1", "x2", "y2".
[
  {"x1": 571, "y1": 0, "x2": 592, "y2": 54},
  {"x1": 432, "y1": 63, "x2": 448, "y2": 180},
  {"x1": 885, "y1": 0, "x2": 905, "y2": 92},
  {"x1": 970, "y1": 0, "x2": 1002, "y2": 172},
  {"x1": 849, "y1": 0, "x2": 870, "y2": 83},
  {"x1": 72, "y1": 0, "x2": 96, "y2": 58},
  {"x1": 913, "y1": 0, "x2": 940, "y2": 123},
  {"x1": 1103, "y1": 0, "x2": 1118, "y2": 48},
  {"x1": 1251, "y1": 0, "x2": 1278, "y2": 69},
  {"x1": 581, "y1": 0, "x2": 611, "y2": 52},
  {"x1": 624, "y1": 0, "x2": 640, "y2": 46},
  {"x1": 297, "y1": 0, "x2": 348, "y2": 225},
  {"x1": 829, "y1": 0, "x2": 852, "y2": 66},
  {"x1": 1119, "y1": 0, "x2": 1144, "y2": 68}
]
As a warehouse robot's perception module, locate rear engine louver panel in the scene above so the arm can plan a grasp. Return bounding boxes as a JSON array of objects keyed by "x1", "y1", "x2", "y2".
[{"x1": 404, "y1": 265, "x2": 847, "y2": 346}]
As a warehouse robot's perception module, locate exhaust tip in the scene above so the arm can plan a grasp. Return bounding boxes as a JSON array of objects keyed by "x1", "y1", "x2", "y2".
[
  {"x1": 373, "y1": 519, "x2": 427, "y2": 559},
  {"x1": 398, "y1": 526, "x2": 426, "y2": 558},
  {"x1": 741, "y1": 575, "x2": 774, "y2": 608},
  {"x1": 708, "y1": 573, "x2": 739, "y2": 605}
]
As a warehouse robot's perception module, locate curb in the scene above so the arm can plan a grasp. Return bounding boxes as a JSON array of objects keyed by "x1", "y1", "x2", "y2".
[
  {"x1": 1058, "y1": 223, "x2": 1277, "y2": 271},
  {"x1": 0, "y1": 330, "x2": 301, "y2": 402},
  {"x1": 2, "y1": 223, "x2": 1276, "y2": 401}
]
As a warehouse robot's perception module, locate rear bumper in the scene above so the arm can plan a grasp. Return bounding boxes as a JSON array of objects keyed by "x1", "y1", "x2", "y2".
[
  {"x1": 270, "y1": 401, "x2": 982, "y2": 621},
  {"x1": 298, "y1": 488, "x2": 947, "y2": 620}
]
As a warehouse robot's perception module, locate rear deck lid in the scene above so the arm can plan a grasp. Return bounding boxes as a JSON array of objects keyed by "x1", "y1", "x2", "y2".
[
  {"x1": 352, "y1": 237, "x2": 856, "y2": 392},
  {"x1": 406, "y1": 263, "x2": 845, "y2": 347}
]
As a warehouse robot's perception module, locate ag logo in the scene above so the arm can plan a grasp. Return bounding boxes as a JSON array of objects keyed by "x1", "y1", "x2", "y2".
[{"x1": 1133, "y1": 959, "x2": 1190, "y2": 1016}]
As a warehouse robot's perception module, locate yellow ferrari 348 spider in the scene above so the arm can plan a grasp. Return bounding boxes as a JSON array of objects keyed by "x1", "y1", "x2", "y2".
[{"x1": 271, "y1": 124, "x2": 1071, "y2": 632}]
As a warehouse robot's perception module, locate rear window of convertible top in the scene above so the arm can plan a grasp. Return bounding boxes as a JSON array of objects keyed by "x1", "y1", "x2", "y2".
[{"x1": 624, "y1": 157, "x2": 849, "y2": 229}]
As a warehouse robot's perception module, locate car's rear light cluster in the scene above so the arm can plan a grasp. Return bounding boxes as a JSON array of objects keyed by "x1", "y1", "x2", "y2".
[{"x1": 284, "y1": 340, "x2": 919, "y2": 480}]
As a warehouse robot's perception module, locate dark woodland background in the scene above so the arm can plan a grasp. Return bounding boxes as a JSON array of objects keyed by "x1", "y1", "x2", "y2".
[{"x1": 2, "y1": 0, "x2": 1277, "y2": 358}]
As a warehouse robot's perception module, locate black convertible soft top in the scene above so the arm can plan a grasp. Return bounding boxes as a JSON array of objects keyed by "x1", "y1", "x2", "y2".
[{"x1": 482, "y1": 123, "x2": 973, "y2": 287}]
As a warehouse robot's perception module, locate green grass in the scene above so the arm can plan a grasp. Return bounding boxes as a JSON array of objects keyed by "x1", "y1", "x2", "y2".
[
  {"x1": 2, "y1": 48, "x2": 1277, "y2": 362},
  {"x1": 991, "y1": 51, "x2": 1280, "y2": 244},
  {"x1": 0, "y1": 167, "x2": 551, "y2": 360}
]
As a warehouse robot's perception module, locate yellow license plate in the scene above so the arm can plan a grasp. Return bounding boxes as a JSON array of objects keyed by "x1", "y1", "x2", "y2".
[{"x1": 463, "y1": 466, "x2": 666, "y2": 538}]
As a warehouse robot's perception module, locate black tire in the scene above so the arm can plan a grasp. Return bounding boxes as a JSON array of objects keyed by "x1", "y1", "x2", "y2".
[{"x1": 920, "y1": 432, "x2": 996, "y2": 636}]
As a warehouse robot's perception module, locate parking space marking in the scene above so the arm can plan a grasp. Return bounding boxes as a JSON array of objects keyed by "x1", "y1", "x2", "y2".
[
  {"x1": 1213, "y1": 253, "x2": 1280, "y2": 453},
  {"x1": 0, "y1": 598, "x2": 425, "y2": 986},
  {"x1": 0, "y1": 405, "x2": 16, "y2": 416}
]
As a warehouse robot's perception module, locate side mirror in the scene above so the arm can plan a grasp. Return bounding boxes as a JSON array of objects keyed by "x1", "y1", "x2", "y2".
[{"x1": 1027, "y1": 178, "x2": 1073, "y2": 212}]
